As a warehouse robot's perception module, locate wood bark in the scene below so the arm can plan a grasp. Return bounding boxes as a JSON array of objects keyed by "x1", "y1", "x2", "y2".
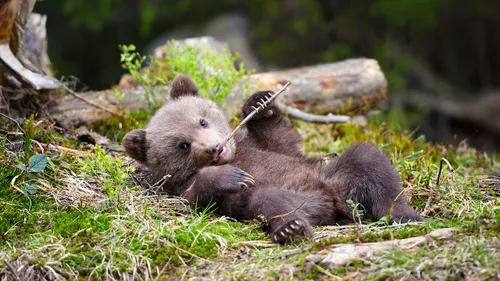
[
  {"x1": 241, "y1": 58, "x2": 388, "y2": 115},
  {"x1": 49, "y1": 86, "x2": 170, "y2": 128},
  {"x1": 0, "y1": 0, "x2": 60, "y2": 89},
  {"x1": 48, "y1": 57, "x2": 388, "y2": 129}
]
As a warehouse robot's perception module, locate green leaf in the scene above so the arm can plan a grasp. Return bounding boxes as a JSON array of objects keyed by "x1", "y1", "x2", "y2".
[{"x1": 28, "y1": 154, "x2": 48, "y2": 173}]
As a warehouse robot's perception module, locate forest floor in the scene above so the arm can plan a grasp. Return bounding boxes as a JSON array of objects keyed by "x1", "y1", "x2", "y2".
[
  {"x1": 1, "y1": 110, "x2": 499, "y2": 281},
  {"x1": 1, "y1": 41, "x2": 499, "y2": 280}
]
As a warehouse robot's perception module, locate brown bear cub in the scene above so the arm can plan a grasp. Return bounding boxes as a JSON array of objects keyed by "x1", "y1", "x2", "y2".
[{"x1": 123, "y1": 74, "x2": 422, "y2": 244}]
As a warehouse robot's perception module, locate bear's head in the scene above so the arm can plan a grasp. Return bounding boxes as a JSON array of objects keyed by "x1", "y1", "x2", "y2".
[{"x1": 122, "y1": 74, "x2": 236, "y2": 190}]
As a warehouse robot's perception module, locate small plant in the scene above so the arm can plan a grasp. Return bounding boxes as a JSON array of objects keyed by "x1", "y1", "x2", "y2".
[
  {"x1": 16, "y1": 154, "x2": 48, "y2": 174},
  {"x1": 15, "y1": 154, "x2": 48, "y2": 195},
  {"x1": 22, "y1": 114, "x2": 37, "y2": 161},
  {"x1": 163, "y1": 40, "x2": 255, "y2": 103},
  {"x1": 118, "y1": 40, "x2": 255, "y2": 111},
  {"x1": 346, "y1": 199, "x2": 366, "y2": 224},
  {"x1": 113, "y1": 89, "x2": 126, "y2": 113},
  {"x1": 78, "y1": 145, "x2": 132, "y2": 200},
  {"x1": 119, "y1": 44, "x2": 159, "y2": 111}
]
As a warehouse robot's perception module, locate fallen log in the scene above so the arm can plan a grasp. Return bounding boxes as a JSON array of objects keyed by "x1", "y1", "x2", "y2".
[
  {"x1": 245, "y1": 58, "x2": 388, "y2": 116},
  {"x1": 48, "y1": 57, "x2": 387, "y2": 128},
  {"x1": 49, "y1": 86, "x2": 170, "y2": 129}
]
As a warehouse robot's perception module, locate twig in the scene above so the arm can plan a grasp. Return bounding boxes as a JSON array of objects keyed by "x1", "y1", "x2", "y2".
[
  {"x1": 44, "y1": 144, "x2": 87, "y2": 157},
  {"x1": 313, "y1": 265, "x2": 341, "y2": 280},
  {"x1": 436, "y1": 157, "x2": 454, "y2": 186},
  {"x1": 283, "y1": 106, "x2": 350, "y2": 123},
  {"x1": 0, "y1": 112, "x2": 26, "y2": 134},
  {"x1": 238, "y1": 241, "x2": 277, "y2": 248},
  {"x1": 423, "y1": 157, "x2": 454, "y2": 216},
  {"x1": 31, "y1": 139, "x2": 45, "y2": 154},
  {"x1": 3, "y1": 260, "x2": 20, "y2": 281},
  {"x1": 221, "y1": 81, "x2": 291, "y2": 147},
  {"x1": 270, "y1": 199, "x2": 307, "y2": 222},
  {"x1": 62, "y1": 85, "x2": 123, "y2": 117}
]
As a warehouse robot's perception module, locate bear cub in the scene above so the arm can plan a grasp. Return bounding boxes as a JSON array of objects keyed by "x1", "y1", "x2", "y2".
[{"x1": 123, "y1": 74, "x2": 422, "y2": 244}]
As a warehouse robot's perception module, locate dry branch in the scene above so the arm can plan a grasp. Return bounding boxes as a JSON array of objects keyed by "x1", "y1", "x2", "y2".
[
  {"x1": 306, "y1": 228, "x2": 457, "y2": 269},
  {"x1": 283, "y1": 106, "x2": 350, "y2": 123}
]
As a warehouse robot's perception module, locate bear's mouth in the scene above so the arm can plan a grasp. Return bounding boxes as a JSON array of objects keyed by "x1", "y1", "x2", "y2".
[{"x1": 210, "y1": 146, "x2": 225, "y2": 165}]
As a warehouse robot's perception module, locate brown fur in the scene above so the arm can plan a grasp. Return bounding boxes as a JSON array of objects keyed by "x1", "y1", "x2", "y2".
[{"x1": 123, "y1": 75, "x2": 422, "y2": 244}]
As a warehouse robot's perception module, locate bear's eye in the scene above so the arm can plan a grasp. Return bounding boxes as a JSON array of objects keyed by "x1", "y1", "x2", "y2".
[
  {"x1": 179, "y1": 143, "x2": 190, "y2": 152},
  {"x1": 200, "y1": 119, "x2": 208, "y2": 128}
]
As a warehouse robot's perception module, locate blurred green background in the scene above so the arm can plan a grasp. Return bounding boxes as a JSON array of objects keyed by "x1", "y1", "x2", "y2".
[{"x1": 33, "y1": 0, "x2": 500, "y2": 153}]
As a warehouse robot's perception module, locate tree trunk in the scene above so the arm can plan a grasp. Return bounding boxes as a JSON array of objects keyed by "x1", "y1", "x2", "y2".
[{"x1": 0, "y1": 0, "x2": 59, "y2": 90}]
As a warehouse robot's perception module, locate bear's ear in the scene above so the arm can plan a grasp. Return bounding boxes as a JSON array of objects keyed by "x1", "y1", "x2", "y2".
[
  {"x1": 122, "y1": 129, "x2": 147, "y2": 163},
  {"x1": 169, "y1": 74, "x2": 199, "y2": 99}
]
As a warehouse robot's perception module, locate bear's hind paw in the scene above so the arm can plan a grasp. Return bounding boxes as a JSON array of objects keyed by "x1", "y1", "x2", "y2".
[{"x1": 271, "y1": 219, "x2": 313, "y2": 244}]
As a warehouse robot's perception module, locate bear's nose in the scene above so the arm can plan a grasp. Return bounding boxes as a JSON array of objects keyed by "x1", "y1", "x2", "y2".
[{"x1": 206, "y1": 143, "x2": 219, "y2": 155}]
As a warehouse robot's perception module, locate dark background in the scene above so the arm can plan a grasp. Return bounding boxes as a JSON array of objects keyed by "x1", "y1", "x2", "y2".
[{"x1": 33, "y1": 0, "x2": 500, "y2": 153}]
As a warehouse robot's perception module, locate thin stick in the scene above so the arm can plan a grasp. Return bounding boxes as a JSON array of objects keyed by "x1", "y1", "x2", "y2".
[
  {"x1": 62, "y1": 86, "x2": 123, "y2": 117},
  {"x1": 321, "y1": 151, "x2": 339, "y2": 163},
  {"x1": 221, "y1": 81, "x2": 291, "y2": 146},
  {"x1": 314, "y1": 265, "x2": 341, "y2": 280},
  {"x1": 0, "y1": 112, "x2": 26, "y2": 134},
  {"x1": 436, "y1": 157, "x2": 454, "y2": 186},
  {"x1": 44, "y1": 144, "x2": 87, "y2": 157},
  {"x1": 270, "y1": 199, "x2": 307, "y2": 221},
  {"x1": 423, "y1": 157, "x2": 455, "y2": 216},
  {"x1": 283, "y1": 106, "x2": 350, "y2": 123}
]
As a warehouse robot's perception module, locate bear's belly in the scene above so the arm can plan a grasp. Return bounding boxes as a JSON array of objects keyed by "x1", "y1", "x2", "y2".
[{"x1": 232, "y1": 145, "x2": 324, "y2": 190}]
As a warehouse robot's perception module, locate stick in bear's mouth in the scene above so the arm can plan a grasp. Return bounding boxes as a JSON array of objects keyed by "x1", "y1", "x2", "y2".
[{"x1": 220, "y1": 81, "x2": 291, "y2": 147}]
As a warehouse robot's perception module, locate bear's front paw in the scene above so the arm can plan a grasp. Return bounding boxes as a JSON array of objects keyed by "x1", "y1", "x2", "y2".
[
  {"x1": 271, "y1": 218, "x2": 313, "y2": 244},
  {"x1": 216, "y1": 165, "x2": 255, "y2": 193},
  {"x1": 242, "y1": 91, "x2": 280, "y2": 120}
]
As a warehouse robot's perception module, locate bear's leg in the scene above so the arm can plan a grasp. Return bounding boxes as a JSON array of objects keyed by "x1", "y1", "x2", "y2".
[
  {"x1": 248, "y1": 186, "x2": 334, "y2": 244},
  {"x1": 181, "y1": 165, "x2": 254, "y2": 212},
  {"x1": 241, "y1": 91, "x2": 312, "y2": 159},
  {"x1": 322, "y1": 142, "x2": 422, "y2": 223}
]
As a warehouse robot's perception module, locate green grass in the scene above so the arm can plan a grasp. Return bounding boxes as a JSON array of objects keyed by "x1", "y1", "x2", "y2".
[
  {"x1": 0, "y1": 132, "x2": 267, "y2": 279},
  {"x1": 1, "y1": 115, "x2": 498, "y2": 280},
  {"x1": 1, "y1": 40, "x2": 498, "y2": 280}
]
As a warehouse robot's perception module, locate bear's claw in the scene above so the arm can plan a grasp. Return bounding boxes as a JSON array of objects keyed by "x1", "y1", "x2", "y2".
[
  {"x1": 271, "y1": 219, "x2": 312, "y2": 244},
  {"x1": 243, "y1": 91, "x2": 279, "y2": 120}
]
